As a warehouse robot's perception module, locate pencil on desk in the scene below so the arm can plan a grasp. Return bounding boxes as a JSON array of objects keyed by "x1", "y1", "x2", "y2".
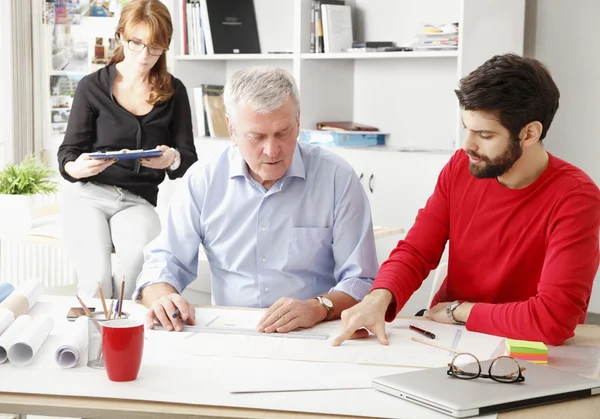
[
  {"x1": 97, "y1": 283, "x2": 108, "y2": 319},
  {"x1": 117, "y1": 280, "x2": 125, "y2": 318},
  {"x1": 411, "y1": 337, "x2": 460, "y2": 354},
  {"x1": 75, "y1": 295, "x2": 94, "y2": 318}
]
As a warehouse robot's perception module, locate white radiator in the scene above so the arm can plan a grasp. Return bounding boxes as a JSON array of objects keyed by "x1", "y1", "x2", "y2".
[
  {"x1": 0, "y1": 192, "x2": 76, "y2": 288},
  {"x1": 0, "y1": 240, "x2": 76, "y2": 288}
]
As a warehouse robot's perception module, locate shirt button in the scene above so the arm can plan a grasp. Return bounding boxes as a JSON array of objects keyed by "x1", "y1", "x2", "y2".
[
  {"x1": 262, "y1": 257, "x2": 267, "y2": 263},
  {"x1": 265, "y1": 287, "x2": 270, "y2": 292},
  {"x1": 261, "y1": 226, "x2": 267, "y2": 232}
]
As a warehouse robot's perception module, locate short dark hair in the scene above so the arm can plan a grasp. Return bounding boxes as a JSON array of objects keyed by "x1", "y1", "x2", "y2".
[{"x1": 455, "y1": 53, "x2": 560, "y2": 141}]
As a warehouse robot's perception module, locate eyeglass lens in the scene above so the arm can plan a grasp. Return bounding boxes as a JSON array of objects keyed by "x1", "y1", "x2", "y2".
[
  {"x1": 490, "y1": 356, "x2": 521, "y2": 382},
  {"x1": 451, "y1": 353, "x2": 481, "y2": 379},
  {"x1": 128, "y1": 40, "x2": 163, "y2": 56}
]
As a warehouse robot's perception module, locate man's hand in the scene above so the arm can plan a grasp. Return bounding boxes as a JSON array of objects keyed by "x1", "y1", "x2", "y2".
[
  {"x1": 424, "y1": 302, "x2": 474, "y2": 324},
  {"x1": 257, "y1": 297, "x2": 327, "y2": 333},
  {"x1": 64, "y1": 154, "x2": 117, "y2": 179},
  {"x1": 140, "y1": 283, "x2": 195, "y2": 332},
  {"x1": 140, "y1": 145, "x2": 176, "y2": 169},
  {"x1": 331, "y1": 289, "x2": 393, "y2": 346}
]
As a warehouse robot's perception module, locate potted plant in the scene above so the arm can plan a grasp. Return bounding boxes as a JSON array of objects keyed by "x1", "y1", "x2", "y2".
[{"x1": 0, "y1": 155, "x2": 58, "y2": 233}]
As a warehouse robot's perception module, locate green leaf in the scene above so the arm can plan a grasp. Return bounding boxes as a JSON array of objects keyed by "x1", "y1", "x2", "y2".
[{"x1": 0, "y1": 154, "x2": 58, "y2": 195}]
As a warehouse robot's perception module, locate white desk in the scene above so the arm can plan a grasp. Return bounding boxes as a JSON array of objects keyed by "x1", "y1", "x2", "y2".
[{"x1": 0, "y1": 296, "x2": 599, "y2": 419}]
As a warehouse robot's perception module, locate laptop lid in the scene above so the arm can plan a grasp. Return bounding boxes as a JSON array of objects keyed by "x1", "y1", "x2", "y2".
[{"x1": 372, "y1": 360, "x2": 600, "y2": 418}]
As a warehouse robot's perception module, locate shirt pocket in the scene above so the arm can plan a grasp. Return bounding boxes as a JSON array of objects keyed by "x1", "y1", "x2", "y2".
[{"x1": 287, "y1": 227, "x2": 333, "y2": 273}]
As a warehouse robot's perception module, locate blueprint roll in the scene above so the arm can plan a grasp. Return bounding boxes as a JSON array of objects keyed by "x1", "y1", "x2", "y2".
[
  {"x1": 8, "y1": 314, "x2": 54, "y2": 367},
  {"x1": 0, "y1": 308, "x2": 14, "y2": 336},
  {"x1": 0, "y1": 315, "x2": 32, "y2": 364},
  {"x1": 0, "y1": 279, "x2": 43, "y2": 319},
  {"x1": 0, "y1": 283, "x2": 14, "y2": 303},
  {"x1": 55, "y1": 316, "x2": 89, "y2": 368}
]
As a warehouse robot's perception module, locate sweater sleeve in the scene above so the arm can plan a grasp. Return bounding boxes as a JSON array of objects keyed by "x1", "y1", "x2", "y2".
[
  {"x1": 467, "y1": 188, "x2": 600, "y2": 345},
  {"x1": 167, "y1": 79, "x2": 198, "y2": 179},
  {"x1": 57, "y1": 77, "x2": 95, "y2": 182},
  {"x1": 371, "y1": 152, "x2": 455, "y2": 321}
]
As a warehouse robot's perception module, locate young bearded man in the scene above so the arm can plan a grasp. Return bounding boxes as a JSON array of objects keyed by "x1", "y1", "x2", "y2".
[{"x1": 333, "y1": 53, "x2": 600, "y2": 346}]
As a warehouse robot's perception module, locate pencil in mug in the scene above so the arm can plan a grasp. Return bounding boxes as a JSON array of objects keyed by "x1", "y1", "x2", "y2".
[
  {"x1": 107, "y1": 300, "x2": 114, "y2": 320},
  {"x1": 117, "y1": 280, "x2": 125, "y2": 318},
  {"x1": 97, "y1": 283, "x2": 109, "y2": 319}
]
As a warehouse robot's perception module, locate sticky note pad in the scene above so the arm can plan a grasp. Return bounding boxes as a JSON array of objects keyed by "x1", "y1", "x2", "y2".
[
  {"x1": 505, "y1": 339, "x2": 548, "y2": 354},
  {"x1": 505, "y1": 339, "x2": 548, "y2": 364}
]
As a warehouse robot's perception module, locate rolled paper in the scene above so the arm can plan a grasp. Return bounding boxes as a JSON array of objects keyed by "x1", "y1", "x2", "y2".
[
  {"x1": 0, "y1": 283, "x2": 14, "y2": 303},
  {"x1": 55, "y1": 316, "x2": 89, "y2": 369},
  {"x1": 0, "y1": 308, "x2": 15, "y2": 336},
  {"x1": 8, "y1": 314, "x2": 54, "y2": 367},
  {"x1": 0, "y1": 278, "x2": 43, "y2": 319},
  {"x1": 0, "y1": 315, "x2": 32, "y2": 364}
]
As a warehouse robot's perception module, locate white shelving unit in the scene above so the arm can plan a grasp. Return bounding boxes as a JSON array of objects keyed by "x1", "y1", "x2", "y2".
[{"x1": 167, "y1": 0, "x2": 525, "y2": 152}]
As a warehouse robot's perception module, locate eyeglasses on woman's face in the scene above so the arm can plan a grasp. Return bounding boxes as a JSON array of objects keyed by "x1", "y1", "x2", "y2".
[
  {"x1": 127, "y1": 39, "x2": 164, "y2": 56},
  {"x1": 447, "y1": 353, "x2": 526, "y2": 383}
]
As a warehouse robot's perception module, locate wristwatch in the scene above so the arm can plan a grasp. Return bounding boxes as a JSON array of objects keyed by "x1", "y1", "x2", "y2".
[
  {"x1": 168, "y1": 148, "x2": 181, "y2": 171},
  {"x1": 446, "y1": 300, "x2": 465, "y2": 325},
  {"x1": 316, "y1": 295, "x2": 333, "y2": 320}
]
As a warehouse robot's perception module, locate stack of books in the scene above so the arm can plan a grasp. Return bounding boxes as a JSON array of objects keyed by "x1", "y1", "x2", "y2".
[
  {"x1": 412, "y1": 23, "x2": 458, "y2": 51},
  {"x1": 505, "y1": 339, "x2": 549, "y2": 365}
]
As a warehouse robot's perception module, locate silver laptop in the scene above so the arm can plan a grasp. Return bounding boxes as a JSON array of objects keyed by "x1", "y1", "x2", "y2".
[{"x1": 372, "y1": 360, "x2": 600, "y2": 418}]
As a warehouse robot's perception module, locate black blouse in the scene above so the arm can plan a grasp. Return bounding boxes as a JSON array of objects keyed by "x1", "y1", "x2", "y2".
[{"x1": 57, "y1": 64, "x2": 198, "y2": 206}]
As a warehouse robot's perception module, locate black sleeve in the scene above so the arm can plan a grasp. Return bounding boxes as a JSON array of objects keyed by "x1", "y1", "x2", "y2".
[
  {"x1": 167, "y1": 80, "x2": 198, "y2": 179},
  {"x1": 57, "y1": 77, "x2": 96, "y2": 182}
]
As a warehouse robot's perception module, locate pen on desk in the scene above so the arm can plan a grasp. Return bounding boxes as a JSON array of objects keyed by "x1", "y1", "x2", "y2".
[{"x1": 409, "y1": 324, "x2": 436, "y2": 339}]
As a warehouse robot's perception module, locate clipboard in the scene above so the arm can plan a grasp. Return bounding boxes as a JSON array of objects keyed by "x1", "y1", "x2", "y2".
[{"x1": 88, "y1": 149, "x2": 163, "y2": 160}]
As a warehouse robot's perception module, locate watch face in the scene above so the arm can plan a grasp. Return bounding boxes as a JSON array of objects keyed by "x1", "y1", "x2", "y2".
[{"x1": 320, "y1": 296, "x2": 333, "y2": 309}]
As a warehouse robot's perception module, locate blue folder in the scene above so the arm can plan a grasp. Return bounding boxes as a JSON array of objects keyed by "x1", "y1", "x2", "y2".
[{"x1": 0, "y1": 283, "x2": 15, "y2": 303}]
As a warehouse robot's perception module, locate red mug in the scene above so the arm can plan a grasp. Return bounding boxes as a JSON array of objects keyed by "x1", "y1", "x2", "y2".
[{"x1": 101, "y1": 318, "x2": 144, "y2": 382}]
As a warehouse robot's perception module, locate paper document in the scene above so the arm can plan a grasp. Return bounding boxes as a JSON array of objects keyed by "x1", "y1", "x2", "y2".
[
  {"x1": 55, "y1": 316, "x2": 88, "y2": 368},
  {"x1": 8, "y1": 314, "x2": 54, "y2": 366},
  {"x1": 0, "y1": 283, "x2": 14, "y2": 303},
  {"x1": 178, "y1": 310, "x2": 504, "y2": 368},
  {"x1": 0, "y1": 278, "x2": 43, "y2": 318},
  {"x1": 0, "y1": 315, "x2": 32, "y2": 364},
  {"x1": 228, "y1": 361, "x2": 417, "y2": 394},
  {"x1": 0, "y1": 308, "x2": 15, "y2": 336}
]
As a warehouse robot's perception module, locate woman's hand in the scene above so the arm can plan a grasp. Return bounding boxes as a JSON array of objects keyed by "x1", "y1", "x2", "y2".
[
  {"x1": 64, "y1": 154, "x2": 117, "y2": 179},
  {"x1": 140, "y1": 145, "x2": 176, "y2": 170}
]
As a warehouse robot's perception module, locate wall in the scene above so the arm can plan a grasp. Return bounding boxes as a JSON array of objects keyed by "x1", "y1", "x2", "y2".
[{"x1": 526, "y1": 0, "x2": 600, "y2": 312}]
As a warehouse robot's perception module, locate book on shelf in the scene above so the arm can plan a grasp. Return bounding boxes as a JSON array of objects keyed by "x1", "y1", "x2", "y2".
[
  {"x1": 181, "y1": 0, "x2": 206, "y2": 55},
  {"x1": 310, "y1": 0, "x2": 345, "y2": 53},
  {"x1": 201, "y1": 0, "x2": 260, "y2": 54},
  {"x1": 201, "y1": 85, "x2": 229, "y2": 138},
  {"x1": 316, "y1": 121, "x2": 379, "y2": 132},
  {"x1": 321, "y1": 4, "x2": 353, "y2": 54}
]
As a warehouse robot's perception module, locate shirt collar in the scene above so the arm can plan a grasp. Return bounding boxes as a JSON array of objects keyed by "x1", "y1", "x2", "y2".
[{"x1": 228, "y1": 143, "x2": 306, "y2": 181}]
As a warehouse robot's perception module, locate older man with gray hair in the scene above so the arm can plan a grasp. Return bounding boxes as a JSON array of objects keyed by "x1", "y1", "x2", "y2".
[{"x1": 134, "y1": 67, "x2": 378, "y2": 334}]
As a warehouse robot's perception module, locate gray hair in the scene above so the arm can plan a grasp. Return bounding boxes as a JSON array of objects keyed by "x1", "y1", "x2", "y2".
[{"x1": 223, "y1": 67, "x2": 300, "y2": 122}]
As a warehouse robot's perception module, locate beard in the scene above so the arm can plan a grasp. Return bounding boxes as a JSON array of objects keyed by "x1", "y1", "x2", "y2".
[{"x1": 467, "y1": 139, "x2": 522, "y2": 178}]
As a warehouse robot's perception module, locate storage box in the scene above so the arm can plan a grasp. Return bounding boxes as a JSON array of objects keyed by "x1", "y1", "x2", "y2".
[{"x1": 299, "y1": 130, "x2": 386, "y2": 147}]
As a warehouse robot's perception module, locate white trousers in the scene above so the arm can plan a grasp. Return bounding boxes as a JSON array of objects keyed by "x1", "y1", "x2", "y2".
[{"x1": 60, "y1": 182, "x2": 161, "y2": 299}]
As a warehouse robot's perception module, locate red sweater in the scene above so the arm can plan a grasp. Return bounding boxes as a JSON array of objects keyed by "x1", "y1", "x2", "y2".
[{"x1": 372, "y1": 151, "x2": 600, "y2": 345}]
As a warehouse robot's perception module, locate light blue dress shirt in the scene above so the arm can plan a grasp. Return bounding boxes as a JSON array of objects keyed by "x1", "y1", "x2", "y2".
[{"x1": 134, "y1": 142, "x2": 378, "y2": 308}]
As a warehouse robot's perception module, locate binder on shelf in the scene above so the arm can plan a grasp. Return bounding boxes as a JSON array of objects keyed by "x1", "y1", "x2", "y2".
[
  {"x1": 201, "y1": 0, "x2": 260, "y2": 54},
  {"x1": 316, "y1": 121, "x2": 379, "y2": 132},
  {"x1": 300, "y1": 130, "x2": 386, "y2": 147},
  {"x1": 202, "y1": 85, "x2": 228, "y2": 137},
  {"x1": 321, "y1": 4, "x2": 353, "y2": 54}
]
